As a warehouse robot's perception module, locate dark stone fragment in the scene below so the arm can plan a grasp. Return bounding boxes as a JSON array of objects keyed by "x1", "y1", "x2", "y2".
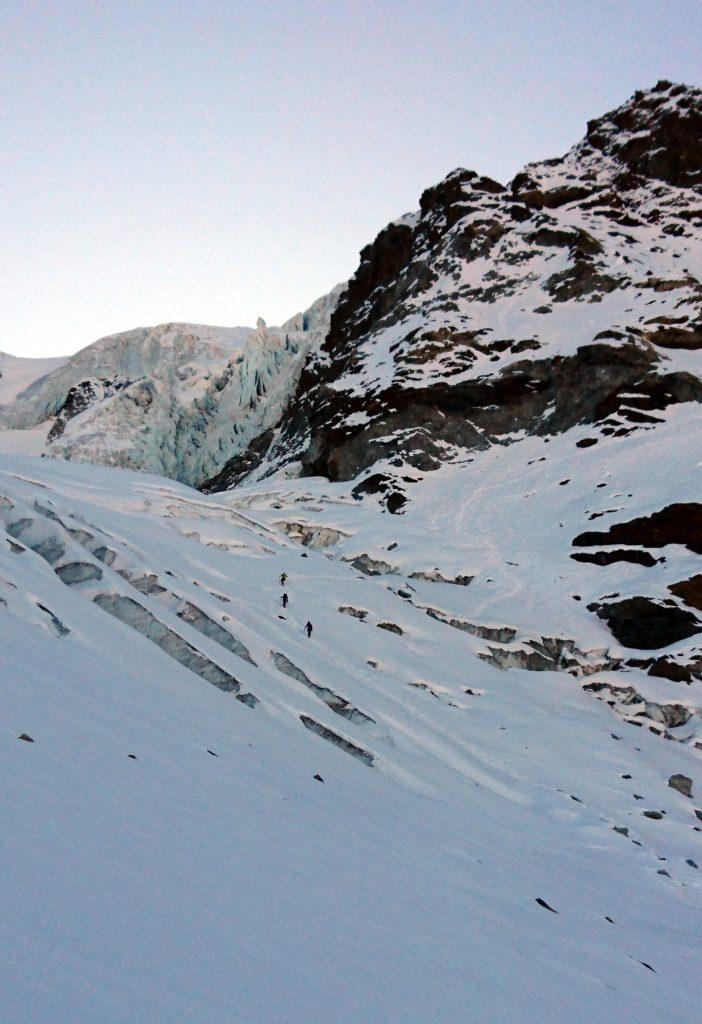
[
  {"x1": 668, "y1": 773, "x2": 692, "y2": 797},
  {"x1": 669, "y1": 574, "x2": 702, "y2": 612}
]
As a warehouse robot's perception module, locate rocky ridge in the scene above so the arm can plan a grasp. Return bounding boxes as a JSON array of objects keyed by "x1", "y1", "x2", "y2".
[{"x1": 211, "y1": 81, "x2": 701, "y2": 490}]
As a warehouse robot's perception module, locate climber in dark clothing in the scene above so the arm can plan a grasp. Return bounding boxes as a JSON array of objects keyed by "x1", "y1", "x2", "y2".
[
  {"x1": 305, "y1": 620, "x2": 313, "y2": 638},
  {"x1": 280, "y1": 572, "x2": 288, "y2": 586},
  {"x1": 282, "y1": 593, "x2": 289, "y2": 609}
]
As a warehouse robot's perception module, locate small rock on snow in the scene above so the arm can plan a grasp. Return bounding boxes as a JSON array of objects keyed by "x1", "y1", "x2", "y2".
[{"x1": 668, "y1": 773, "x2": 693, "y2": 798}]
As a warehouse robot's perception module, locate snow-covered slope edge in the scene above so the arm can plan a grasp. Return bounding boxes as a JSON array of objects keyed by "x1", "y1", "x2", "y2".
[{"x1": 0, "y1": 453, "x2": 700, "y2": 1023}]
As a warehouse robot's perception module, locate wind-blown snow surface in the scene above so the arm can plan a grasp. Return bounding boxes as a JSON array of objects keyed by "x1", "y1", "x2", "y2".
[{"x1": 1, "y1": 452, "x2": 700, "y2": 1023}]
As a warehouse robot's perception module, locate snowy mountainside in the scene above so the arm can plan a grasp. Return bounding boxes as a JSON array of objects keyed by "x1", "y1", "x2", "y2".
[
  {"x1": 0, "y1": 452, "x2": 700, "y2": 1023},
  {"x1": 205, "y1": 82, "x2": 702, "y2": 697},
  {"x1": 217, "y1": 81, "x2": 702, "y2": 488},
  {"x1": 200, "y1": 83, "x2": 702, "y2": 704},
  {"x1": 1, "y1": 79, "x2": 702, "y2": 1022},
  {"x1": 0, "y1": 285, "x2": 342, "y2": 486},
  {"x1": 230, "y1": 397, "x2": 702, "y2": 730}
]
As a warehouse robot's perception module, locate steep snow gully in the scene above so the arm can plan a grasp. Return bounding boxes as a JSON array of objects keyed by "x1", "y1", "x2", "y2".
[{"x1": 0, "y1": 82, "x2": 701, "y2": 1023}]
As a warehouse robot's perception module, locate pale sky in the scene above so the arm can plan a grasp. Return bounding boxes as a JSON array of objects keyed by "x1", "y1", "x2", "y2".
[{"x1": 2, "y1": 0, "x2": 700, "y2": 357}]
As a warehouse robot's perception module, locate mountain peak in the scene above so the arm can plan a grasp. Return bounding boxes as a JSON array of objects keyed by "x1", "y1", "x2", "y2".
[{"x1": 583, "y1": 80, "x2": 702, "y2": 186}]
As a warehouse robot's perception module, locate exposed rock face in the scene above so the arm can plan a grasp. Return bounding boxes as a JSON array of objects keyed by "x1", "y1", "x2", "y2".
[
  {"x1": 670, "y1": 575, "x2": 702, "y2": 612},
  {"x1": 584, "y1": 80, "x2": 702, "y2": 187},
  {"x1": 47, "y1": 378, "x2": 134, "y2": 440},
  {"x1": 216, "y1": 81, "x2": 702, "y2": 490}
]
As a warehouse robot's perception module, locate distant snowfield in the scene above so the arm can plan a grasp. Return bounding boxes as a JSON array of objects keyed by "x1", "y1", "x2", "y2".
[
  {"x1": 0, "y1": 351, "x2": 68, "y2": 404},
  {"x1": 0, "y1": 448, "x2": 700, "y2": 1024}
]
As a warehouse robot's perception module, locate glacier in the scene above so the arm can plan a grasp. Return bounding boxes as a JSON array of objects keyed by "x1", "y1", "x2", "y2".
[{"x1": 0, "y1": 285, "x2": 343, "y2": 487}]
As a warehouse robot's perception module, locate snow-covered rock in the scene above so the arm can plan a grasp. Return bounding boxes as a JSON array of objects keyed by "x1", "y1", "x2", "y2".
[
  {"x1": 222, "y1": 81, "x2": 701, "y2": 487},
  {"x1": 203, "y1": 82, "x2": 702, "y2": 681}
]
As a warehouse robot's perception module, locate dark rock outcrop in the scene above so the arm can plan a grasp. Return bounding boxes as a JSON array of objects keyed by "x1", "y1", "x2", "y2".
[
  {"x1": 588, "y1": 596, "x2": 701, "y2": 649},
  {"x1": 48, "y1": 378, "x2": 132, "y2": 440},
  {"x1": 573, "y1": 504, "x2": 702, "y2": 556},
  {"x1": 584, "y1": 80, "x2": 702, "y2": 187}
]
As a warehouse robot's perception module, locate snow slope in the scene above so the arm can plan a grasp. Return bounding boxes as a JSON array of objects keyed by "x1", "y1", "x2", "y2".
[{"x1": 0, "y1": 452, "x2": 700, "y2": 1023}]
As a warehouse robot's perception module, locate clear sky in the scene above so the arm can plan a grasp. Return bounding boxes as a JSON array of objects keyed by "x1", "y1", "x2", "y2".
[{"x1": 2, "y1": 0, "x2": 700, "y2": 357}]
